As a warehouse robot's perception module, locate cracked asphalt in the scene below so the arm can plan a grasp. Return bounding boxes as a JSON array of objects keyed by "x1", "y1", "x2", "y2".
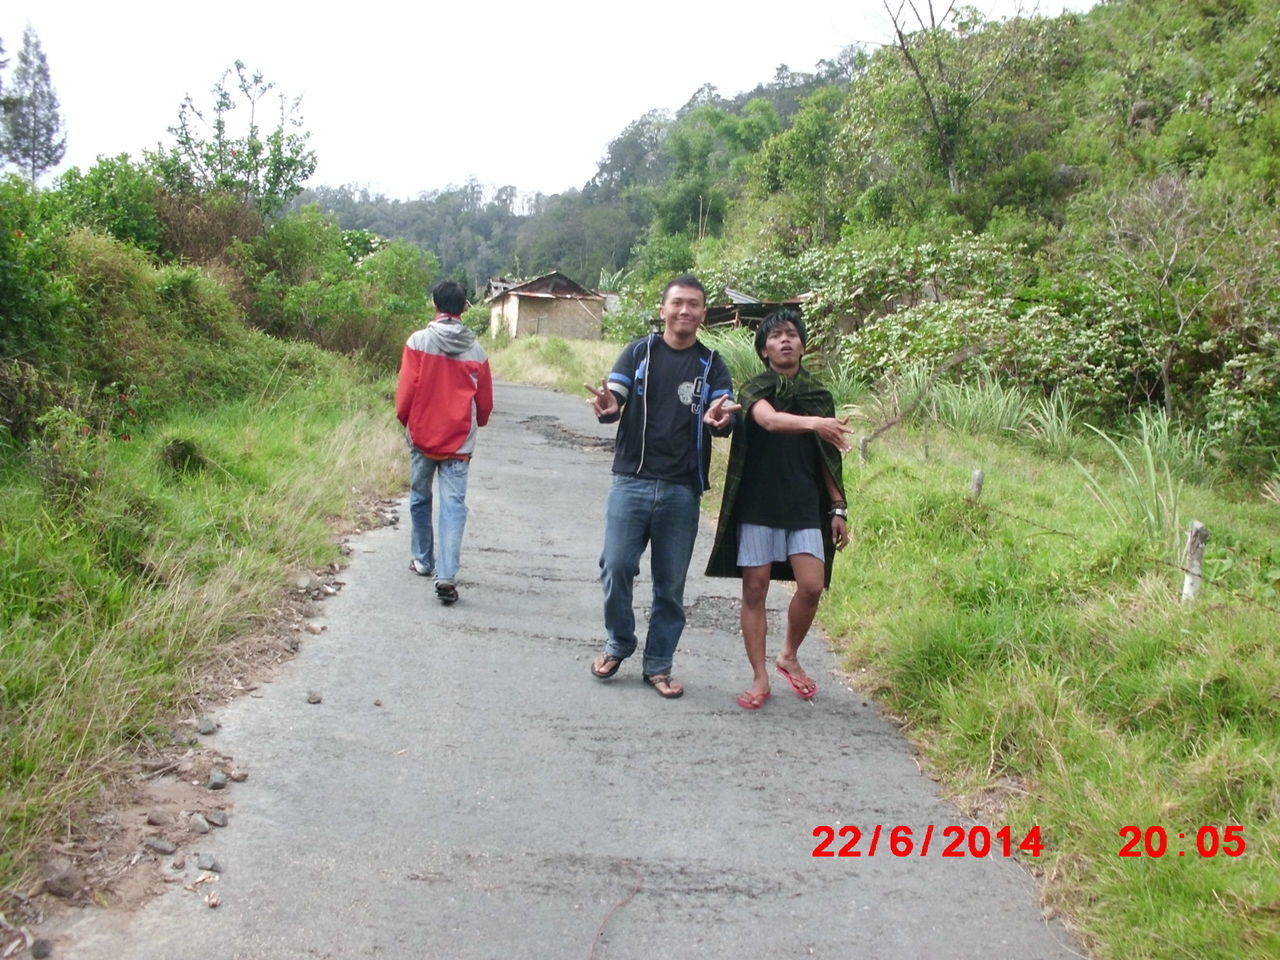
[{"x1": 56, "y1": 380, "x2": 1083, "y2": 959}]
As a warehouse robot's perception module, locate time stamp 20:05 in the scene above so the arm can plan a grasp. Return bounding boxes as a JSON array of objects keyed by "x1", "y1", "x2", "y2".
[{"x1": 810, "y1": 824, "x2": 1248, "y2": 858}]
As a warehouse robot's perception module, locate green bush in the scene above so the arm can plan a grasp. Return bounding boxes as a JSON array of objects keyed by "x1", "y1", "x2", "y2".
[
  {"x1": 249, "y1": 204, "x2": 347, "y2": 290},
  {"x1": 155, "y1": 264, "x2": 244, "y2": 342},
  {"x1": 356, "y1": 241, "x2": 438, "y2": 366},
  {"x1": 53, "y1": 156, "x2": 166, "y2": 256},
  {"x1": 0, "y1": 175, "x2": 79, "y2": 366},
  {"x1": 0, "y1": 361, "x2": 61, "y2": 446},
  {"x1": 63, "y1": 229, "x2": 180, "y2": 397},
  {"x1": 28, "y1": 405, "x2": 107, "y2": 512},
  {"x1": 629, "y1": 231, "x2": 695, "y2": 289},
  {"x1": 241, "y1": 208, "x2": 431, "y2": 367},
  {"x1": 601, "y1": 300, "x2": 654, "y2": 342},
  {"x1": 461, "y1": 303, "x2": 490, "y2": 337}
]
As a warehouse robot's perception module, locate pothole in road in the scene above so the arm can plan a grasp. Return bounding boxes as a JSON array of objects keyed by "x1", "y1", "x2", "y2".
[
  {"x1": 684, "y1": 596, "x2": 743, "y2": 633},
  {"x1": 523, "y1": 416, "x2": 614, "y2": 452}
]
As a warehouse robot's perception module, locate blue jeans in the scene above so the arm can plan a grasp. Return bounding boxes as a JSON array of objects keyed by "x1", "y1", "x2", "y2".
[
  {"x1": 599, "y1": 474, "x2": 701, "y2": 676},
  {"x1": 408, "y1": 442, "x2": 470, "y2": 584}
]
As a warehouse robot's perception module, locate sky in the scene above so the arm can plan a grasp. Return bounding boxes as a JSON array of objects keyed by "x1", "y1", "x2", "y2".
[{"x1": 2, "y1": 0, "x2": 1099, "y2": 201}]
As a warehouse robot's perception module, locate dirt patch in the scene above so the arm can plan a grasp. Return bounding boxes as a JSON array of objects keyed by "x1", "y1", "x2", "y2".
[{"x1": 0, "y1": 496, "x2": 401, "y2": 955}]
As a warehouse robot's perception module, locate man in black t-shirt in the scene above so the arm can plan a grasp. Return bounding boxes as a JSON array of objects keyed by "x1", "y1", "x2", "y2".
[
  {"x1": 584, "y1": 275, "x2": 738, "y2": 699},
  {"x1": 705, "y1": 308, "x2": 853, "y2": 710}
]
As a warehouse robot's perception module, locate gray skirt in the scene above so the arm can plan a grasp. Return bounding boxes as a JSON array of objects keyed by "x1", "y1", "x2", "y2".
[{"x1": 736, "y1": 523, "x2": 824, "y2": 567}]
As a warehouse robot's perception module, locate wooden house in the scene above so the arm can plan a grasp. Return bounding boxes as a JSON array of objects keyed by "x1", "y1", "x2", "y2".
[{"x1": 485, "y1": 272, "x2": 605, "y2": 339}]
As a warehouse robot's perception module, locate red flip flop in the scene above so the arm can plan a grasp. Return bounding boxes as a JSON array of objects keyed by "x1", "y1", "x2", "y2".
[
  {"x1": 776, "y1": 664, "x2": 817, "y2": 700},
  {"x1": 736, "y1": 690, "x2": 771, "y2": 710}
]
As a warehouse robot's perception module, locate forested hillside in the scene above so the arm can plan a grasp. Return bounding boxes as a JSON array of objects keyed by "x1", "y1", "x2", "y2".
[{"x1": 308, "y1": 0, "x2": 1279, "y2": 474}]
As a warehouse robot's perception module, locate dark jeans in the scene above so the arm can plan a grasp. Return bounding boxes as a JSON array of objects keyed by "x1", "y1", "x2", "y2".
[{"x1": 599, "y1": 474, "x2": 700, "y2": 676}]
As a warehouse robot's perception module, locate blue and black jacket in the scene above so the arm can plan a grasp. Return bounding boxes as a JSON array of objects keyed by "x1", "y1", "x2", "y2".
[{"x1": 600, "y1": 333, "x2": 735, "y2": 493}]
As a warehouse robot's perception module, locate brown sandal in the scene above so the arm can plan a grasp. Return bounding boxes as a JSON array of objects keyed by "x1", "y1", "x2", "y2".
[
  {"x1": 591, "y1": 654, "x2": 624, "y2": 679},
  {"x1": 643, "y1": 674, "x2": 684, "y2": 699}
]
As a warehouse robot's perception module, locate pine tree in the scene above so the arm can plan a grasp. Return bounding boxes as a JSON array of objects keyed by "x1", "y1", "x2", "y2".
[{"x1": 3, "y1": 26, "x2": 66, "y2": 183}]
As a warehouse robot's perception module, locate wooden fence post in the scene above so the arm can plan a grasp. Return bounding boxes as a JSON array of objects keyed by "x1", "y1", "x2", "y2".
[{"x1": 1182, "y1": 521, "x2": 1209, "y2": 602}]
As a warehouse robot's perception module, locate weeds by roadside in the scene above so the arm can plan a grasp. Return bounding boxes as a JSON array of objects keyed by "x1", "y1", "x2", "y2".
[{"x1": 0, "y1": 366, "x2": 404, "y2": 895}]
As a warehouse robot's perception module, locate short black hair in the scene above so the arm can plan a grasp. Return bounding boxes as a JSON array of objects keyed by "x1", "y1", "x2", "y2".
[
  {"x1": 661, "y1": 274, "x2": 706, "y2": 304},
  {"x1": 432, "y1": 279, "x2": 468, "y2": 316},
  {"x1": 754, "y1": 307, "x2": 807, "y2": 366}
]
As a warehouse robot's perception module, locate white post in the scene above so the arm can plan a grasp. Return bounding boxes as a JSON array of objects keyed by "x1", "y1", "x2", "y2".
[
  {"x1": 969, "y1": 469, "x2": 985, "y2": 502},
  {"x1": 1182, "y1": 521, "x2": 1209, "y2": 602}
]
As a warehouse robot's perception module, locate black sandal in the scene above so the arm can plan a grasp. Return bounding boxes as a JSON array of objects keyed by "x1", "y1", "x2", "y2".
[
  {"x1": 591, "y1": 655, "x2": 623, "y2": 679},
  {"x1": 643, "y1": 674, "x2": 684, "y2": 699}
]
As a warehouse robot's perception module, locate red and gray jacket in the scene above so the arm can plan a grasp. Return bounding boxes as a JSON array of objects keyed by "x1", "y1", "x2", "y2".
[{"x1": 395, "y1": 317, "x2": 494, "y2": 458}]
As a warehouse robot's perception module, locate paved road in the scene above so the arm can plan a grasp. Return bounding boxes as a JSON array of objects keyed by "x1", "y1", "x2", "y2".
[{"x1": 56, "y1": 381, "x2": 1082, "y2": 959}]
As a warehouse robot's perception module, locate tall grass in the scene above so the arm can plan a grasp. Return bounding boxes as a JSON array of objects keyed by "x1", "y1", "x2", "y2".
[
  {"x1": 1126, "y1": 407, "x2": 1219, "y2": 486},
  {"x1": 927, "y1": 372, "x2": 1033, "y2": 435},
  {"x1": 485, "y1": 335, "x2": 620, "y2": 396},
  {"x1": 1264, "y1": 472, "x2": 1280, "y2": 504},
  {"x1": 698, "y1": 327, "x2": 871, "y2": 408},
  {"x1": 0, "y1": 370, "x2": 403, "y2": 891},
  {"x1": 824, "y1": 427, "x2": 1280, "y2": 959},
  {"x1": 698, "y1": 326, "x2": 760, "y2": 385},
  {"x1": 1075, "y1": 424, "x2": 1185, "y2": 560},
  {"x1": 1025, "y1": 390, "x2": 1084, "y2": 459}
]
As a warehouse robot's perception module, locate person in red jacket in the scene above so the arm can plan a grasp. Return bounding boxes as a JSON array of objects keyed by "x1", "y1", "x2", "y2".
[{"x1": 395, "y1": 280, "x2": 494, "y2": 605}]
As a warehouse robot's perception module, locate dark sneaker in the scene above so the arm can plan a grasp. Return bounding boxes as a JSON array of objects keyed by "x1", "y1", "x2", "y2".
[
  {"x1": 435, "y1": 581, "x2": 458, "y2": 605},
  {"x1": 409, "y1": 559, "x2": 433, "y2": 577}
]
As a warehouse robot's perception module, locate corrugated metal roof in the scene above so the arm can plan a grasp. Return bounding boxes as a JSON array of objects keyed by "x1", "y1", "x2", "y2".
[{"x1": 484, "y1": 271, "x2": 603, "y2": 302}]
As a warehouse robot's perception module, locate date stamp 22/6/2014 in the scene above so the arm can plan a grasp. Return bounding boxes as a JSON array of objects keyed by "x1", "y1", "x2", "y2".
[{"x1": 811, "y1": 824, "x2": 1044, "y2": 858}]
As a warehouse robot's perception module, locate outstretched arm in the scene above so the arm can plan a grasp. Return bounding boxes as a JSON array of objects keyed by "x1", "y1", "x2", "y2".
[{"x1": 750, "y1": 398, "x2": 854, "y2": 453}]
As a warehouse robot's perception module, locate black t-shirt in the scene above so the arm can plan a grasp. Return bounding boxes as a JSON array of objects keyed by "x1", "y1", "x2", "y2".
[
  {"x1": 634, "y1": 339, "x2": 709, "y2": 486},
  {"x1": 735, "y1": 413, "x2": 821, "y2": 529}
]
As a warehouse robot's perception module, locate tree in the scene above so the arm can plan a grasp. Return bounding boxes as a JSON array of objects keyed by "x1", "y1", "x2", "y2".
[
  {"x1": 749, "y1": 87, "x2": 847, "y2": 241},
  {"x1": 152, "y1": 61, "x2": 317, "y2": 216},
  {"x1": 882, "y1": 1, "x2": 1044, "y2": 194},
  {"x1": 816, "y1": 45, "x2": 867, "y2": 85},
  {"x1": 584, "y1": 110, "x2": 672, "y2": 201},
  {"x1": 2, "y1": 26, "x2": 67, "y2": 183},
  {"x1": 1092, "y1": 175, "x2": 1247, "y2": 415}
]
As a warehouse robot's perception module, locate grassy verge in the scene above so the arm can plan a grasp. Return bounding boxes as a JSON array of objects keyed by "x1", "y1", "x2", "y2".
[
  {"x1": 829, "y1": 426, "x2": 1279, "y2": 959},
  {"x1": 486, "y1": 333, "x2": 622, "y2": 396},
  {"x1": 487, "y1": 335, "x2": 1280, "y2": 960},
  {"x1": 0, "y1": 359, "x2": 403, "y2": 891}
]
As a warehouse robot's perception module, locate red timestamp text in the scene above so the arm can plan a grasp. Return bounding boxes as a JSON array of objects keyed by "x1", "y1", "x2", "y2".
[
  {"x1": 1118, "y1": 825, "x2": 1246, "y2": 858},
  {"x1": 811, "y1": 824, "x2": 1044, "y2": 858}
]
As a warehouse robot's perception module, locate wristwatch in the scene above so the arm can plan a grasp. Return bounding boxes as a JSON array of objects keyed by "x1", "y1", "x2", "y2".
[{"x1": 829, "y1": 506, "x2": 848, "y2": 518}]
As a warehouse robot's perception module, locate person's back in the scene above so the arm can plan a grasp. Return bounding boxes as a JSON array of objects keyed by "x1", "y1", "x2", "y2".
[
  {"x1": 396, "y1": 280, "x2": 493, "y2": 604},
  {"x1": 398, "y1": 318, "x2": 490, "y2": 458}
]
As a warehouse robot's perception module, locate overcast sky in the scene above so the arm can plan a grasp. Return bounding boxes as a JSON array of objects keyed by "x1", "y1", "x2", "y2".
[{"x1": 3, "y1": 1, "x2": 1097, "y2": 200}]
